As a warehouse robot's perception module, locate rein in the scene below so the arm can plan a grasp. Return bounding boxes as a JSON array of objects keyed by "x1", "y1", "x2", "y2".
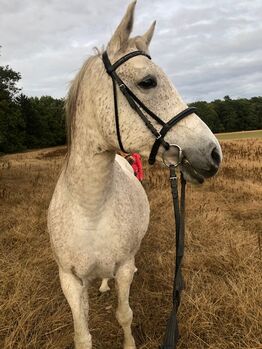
[
  {"x1": 102, "y1": 50, "x2": 194, "y2": 349},
  {"x1": 161, "y1": 147, "x2": 186, "y2": 349}
]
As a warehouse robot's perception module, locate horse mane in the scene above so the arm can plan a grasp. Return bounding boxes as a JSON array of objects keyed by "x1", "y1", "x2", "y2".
[
  {"x1": 65, "y1": 49, "x2": 102, "y2": 156},
  {"x1": 65, "y1": 40, "x2": 143, "y2": 157}
]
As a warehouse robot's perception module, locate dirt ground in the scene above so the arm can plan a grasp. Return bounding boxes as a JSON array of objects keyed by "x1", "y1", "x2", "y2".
[{"x1": 0, "y1": 140, "x2": 261, "y2": 349}]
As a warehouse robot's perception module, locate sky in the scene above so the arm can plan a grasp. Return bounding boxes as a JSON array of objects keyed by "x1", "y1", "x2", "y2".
[{"x1": 1, "y1": 0, "x2": 262, "y2": 103}]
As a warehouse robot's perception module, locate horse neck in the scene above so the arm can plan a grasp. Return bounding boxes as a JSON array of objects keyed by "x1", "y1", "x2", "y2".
[{"x1": 64, "y1": 101, "x2": 115, "y2": 214}]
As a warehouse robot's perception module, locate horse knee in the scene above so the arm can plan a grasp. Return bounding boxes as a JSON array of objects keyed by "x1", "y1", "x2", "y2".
[{"x1": 116, "y1": 307, "x2": 133, "y2": 326}]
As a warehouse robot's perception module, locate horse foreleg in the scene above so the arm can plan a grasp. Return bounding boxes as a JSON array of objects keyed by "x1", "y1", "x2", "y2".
[
  {"x1": 59, "y1": 267, "x2": 92, "y2": 349},
  {"x1": 115, "y1": 259, "x2": 136, "y2": 349}
]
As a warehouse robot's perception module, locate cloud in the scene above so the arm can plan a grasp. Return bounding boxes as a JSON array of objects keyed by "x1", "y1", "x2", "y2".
[{"x1": 1, "y1": 0, "x2": 261, "y2": 101}]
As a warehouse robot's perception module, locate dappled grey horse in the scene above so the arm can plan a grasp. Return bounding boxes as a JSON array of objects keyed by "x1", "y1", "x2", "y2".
[{"x1": 48, "y1": 2, "x2": 222, "y2": 348}]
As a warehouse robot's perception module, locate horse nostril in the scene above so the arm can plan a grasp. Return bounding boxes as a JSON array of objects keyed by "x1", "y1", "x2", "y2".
[{"x1": 211, "y1": 147, "x2": 221, "y2": 167}]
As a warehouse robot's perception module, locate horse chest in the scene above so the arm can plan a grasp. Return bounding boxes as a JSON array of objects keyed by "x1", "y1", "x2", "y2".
[
  {"x1": 49, "y1": 170, "x2": 150, "y2": 278},
  {"x1": 91, "y1": 177, "x2": 150, "y2": 254}
]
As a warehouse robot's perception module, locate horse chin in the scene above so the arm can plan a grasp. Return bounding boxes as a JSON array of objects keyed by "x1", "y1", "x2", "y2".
[{"x1": 180, "y1": 160, "x2": 205, "y2": 185}]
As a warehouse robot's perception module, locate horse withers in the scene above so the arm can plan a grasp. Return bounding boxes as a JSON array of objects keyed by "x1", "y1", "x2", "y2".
[{"x1": 48, "y1": 2, "x2": 222, "y2": 349}]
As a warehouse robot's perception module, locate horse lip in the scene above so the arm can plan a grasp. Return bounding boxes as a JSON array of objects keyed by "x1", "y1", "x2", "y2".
[
  {"x1": 189, "y1": 167, "x2": 205, "y2": 183},
  {"x1": 195, "y1": 165, "x2": 219, "y2": 178},
  {"x1": 181, "y1": 159, "x2": 205, "y2": 184},
  {"x1": 181, "y1": 157, "x2": 219, "y2": 181}
]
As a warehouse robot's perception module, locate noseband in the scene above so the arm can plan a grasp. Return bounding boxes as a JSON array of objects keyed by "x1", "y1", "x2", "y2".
[{"x1": 102, "y1": 50, "x2": 196, "y2": 165}]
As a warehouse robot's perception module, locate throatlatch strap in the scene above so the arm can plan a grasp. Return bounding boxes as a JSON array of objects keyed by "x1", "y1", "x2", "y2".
[
  {"x1": 112, "y1": 77, "x2": 126, "y2": 152},
  {"x1": 102, "y1": 51, "x2": 169, "y2": 150},
  {"x1": 103, "y1": 51, "x2": 165, "y2": 125}
]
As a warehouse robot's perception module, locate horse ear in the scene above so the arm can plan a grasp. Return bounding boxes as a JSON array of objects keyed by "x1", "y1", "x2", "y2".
[
  {"x1": 141, "y1": 21, "x2": 156, "y2": 47},
  {"x1": 107, "y1": 1, "x2": 136, "y2": 55}
]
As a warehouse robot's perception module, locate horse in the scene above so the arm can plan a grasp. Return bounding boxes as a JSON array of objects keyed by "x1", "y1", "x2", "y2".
[{"x1": 47, "y1": 2, "x2": 222, "y2": 348}]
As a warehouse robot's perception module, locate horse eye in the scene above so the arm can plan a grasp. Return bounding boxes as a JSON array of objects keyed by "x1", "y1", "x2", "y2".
[{"x1": 138, "y1": 75, "x2": 157, "y2": 89}]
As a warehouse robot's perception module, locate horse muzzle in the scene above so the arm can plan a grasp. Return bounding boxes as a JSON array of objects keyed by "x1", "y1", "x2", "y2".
[{"x1": 163, "y1": 142, "x2": 222, "y2": 184}]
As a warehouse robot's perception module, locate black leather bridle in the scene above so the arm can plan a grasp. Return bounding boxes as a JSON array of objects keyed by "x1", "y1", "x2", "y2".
[
  {"x1": 102, "y1": 50, "x2": 196, "y2": 165},
  {"x1": 102, "y1": 50, "x2": 196, "y2": 349}
]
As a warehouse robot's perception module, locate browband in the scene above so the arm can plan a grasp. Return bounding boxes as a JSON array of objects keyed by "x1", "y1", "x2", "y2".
[{"x1": 104, "y1": 50, "x2": 151, "y2": 74}]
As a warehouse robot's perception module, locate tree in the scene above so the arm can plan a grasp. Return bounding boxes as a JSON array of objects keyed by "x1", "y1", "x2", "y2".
[
  {"x1": 30, "y1": 96, "x2": 66, "y2": 147},
  {"x1": 189, "y1": 101, "x2": 224, "y2": 132},
  {"x1": 212, "y1": 98, "x2": 239, "y2": 132},
  {"x1": 17, "y1": 94, "x2": 42, "y2": 148},
  {"x1": 0, "y1": 65, "x2": 25, "y2": 152},
  {"x1": 0, "y1": 65, "x2": 21, "y2": 100},
  {"x1": 249, "y1": 97, "x2": 262, "y2": 130}
]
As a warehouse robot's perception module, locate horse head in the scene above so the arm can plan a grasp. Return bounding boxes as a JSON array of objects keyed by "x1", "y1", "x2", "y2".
[{"x1": 69, "y1": 1, "x2": 222, "y2": 184}]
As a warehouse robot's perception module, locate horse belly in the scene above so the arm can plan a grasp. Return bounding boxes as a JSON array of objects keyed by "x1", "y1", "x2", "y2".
[{"x1": 87, "y1": 187, "x2": 149, "y2": 278}]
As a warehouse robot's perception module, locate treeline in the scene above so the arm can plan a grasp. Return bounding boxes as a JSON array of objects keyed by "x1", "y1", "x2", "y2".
[
  {"x1": 0, "y1": 65, "x2": 65, "y2": 153},
  {"x1": 0, "y1": 64, "x2": 262, "y2": 154},
  {"x1": 190, "y1": 96, "x2": 262, "y2": 133}
]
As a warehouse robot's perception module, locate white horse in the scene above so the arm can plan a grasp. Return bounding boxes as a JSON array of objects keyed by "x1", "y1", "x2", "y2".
[{"x1": 48, "y1": 2, "x2": 222, "y2": 349}]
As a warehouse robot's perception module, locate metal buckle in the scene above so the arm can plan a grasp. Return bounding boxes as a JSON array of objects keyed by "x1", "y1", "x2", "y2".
[
  {"x1": 162, "y1": 144, "x2": 183, "y2": 168},
  {"x1": 156, "y1": 133, "x2": 162, "y2": 140}
]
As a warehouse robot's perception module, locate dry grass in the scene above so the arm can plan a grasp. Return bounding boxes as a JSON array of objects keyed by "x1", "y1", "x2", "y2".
[{"x1": 0, "y1": 140, "x2": 261, "y2": 349}]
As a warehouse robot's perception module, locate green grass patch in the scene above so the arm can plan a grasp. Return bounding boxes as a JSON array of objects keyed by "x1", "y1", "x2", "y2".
[{"x1": 216, "y1": 129, "x2": 262, "y2": 140}]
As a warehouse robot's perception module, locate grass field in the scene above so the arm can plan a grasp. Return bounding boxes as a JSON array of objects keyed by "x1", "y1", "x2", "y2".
[
  {"x1": 0, "y1": 140, "x2": 261, "y2": 349},
  {"x1": 216, "y1": 129, "x2": 262, "y2": 140}
]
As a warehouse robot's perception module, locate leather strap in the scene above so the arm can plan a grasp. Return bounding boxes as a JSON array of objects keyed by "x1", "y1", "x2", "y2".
[
  {"x1": 103, "y1": 51, "x2": 169, "y2": 151},
  {"x1": 102, "y1": 50, "x2": 190, "y2": 349},
  {"x1": 105, "y1": 50, "x2": 151, "y2": 73},
  {"x1": 103, "y1": 51, "x2": 165, "y2": 125},
  {"x1": 112, "y1": 77, "x2": 125, "y2": 152},
  {"x1": 148, "y1": 107, "x2": 197, "y2": 164},
  {"x1": 102, "y1": 50, "x2": 197, "y2": 165},
  {"x1": 160, "y1": 168, "x2": 186, "y2": 349}
]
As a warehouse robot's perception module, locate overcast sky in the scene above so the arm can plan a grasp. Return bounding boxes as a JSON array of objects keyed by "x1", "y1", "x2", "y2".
[{"x1": 1, "y1": 0, "x2": 262, "y2": 102}]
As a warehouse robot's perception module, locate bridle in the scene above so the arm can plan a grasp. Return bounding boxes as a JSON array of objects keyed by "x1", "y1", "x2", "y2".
[
  {"x1": 102, "y1": 50, "x2": 196, "y2": 165},
  {"x1": 102, "y1": 50, "x2": 196, "y2": 349}
]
